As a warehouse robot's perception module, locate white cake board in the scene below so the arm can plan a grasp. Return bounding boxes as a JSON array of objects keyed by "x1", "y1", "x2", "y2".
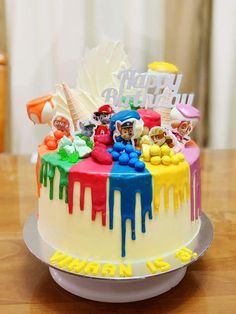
[
  {"x1": 49, "y1": 265, "x2": 187, "y2": 302},
  {"x1": 24, "y1": 212, "x2": 213, "y2": 303}
]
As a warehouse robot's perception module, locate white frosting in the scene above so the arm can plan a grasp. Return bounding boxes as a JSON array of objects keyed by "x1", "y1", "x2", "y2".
[{"x1": 38, "y1": 169, "x2": 200, "y2": 263}]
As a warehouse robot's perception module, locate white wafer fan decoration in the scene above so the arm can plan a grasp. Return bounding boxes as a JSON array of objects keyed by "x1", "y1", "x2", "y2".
[{"x1": 74, "y1": 41, "x2": 130, "y2": 116}]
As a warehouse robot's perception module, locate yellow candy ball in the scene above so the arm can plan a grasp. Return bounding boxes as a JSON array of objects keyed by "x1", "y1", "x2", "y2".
[
  {"x1": 171, "y1": 155, "x2": 179, "y2": 165},
  {"x1": 150, "y1": 145, "x2": 161, "y2": 156},
  {"x1": 169, "y1": 150, "x2": 174, "y2": 157},
  {"x1": 150, "y1": 156, "x2": 161, "y2": 165},
  {"x1": 176, "y1": 152, "x2": 185, "y2": 162},
  {"x1": 162, "y1": 155, "x2": 171, "y2": 165},
  {"x1": 161, "y1": 145, "x2": 171, "y2": 156},
  {"x1": 142, "y1": 144, "x2": 151, "y2": 162}
]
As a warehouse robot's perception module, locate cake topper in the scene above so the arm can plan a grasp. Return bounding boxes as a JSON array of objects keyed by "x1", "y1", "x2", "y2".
[
  {"x1": 26, "y1": 95, "x2": 56, "y2": 124},
  {"x1": 73, "y1": 42, "x2": 130, "y2": 117},
  {"x1": 93, "y1": 104, "x2": 114, "y2": 136},
  {"x1": 147, "y1": 61, "x2": 179, "y2": 74},
  {"x1": 62, "y1": 83, "x2": 80, "y2": 131},
  {"x1": 149, "y1": 126, "x2": 176, "y2": 148},
  {"x1": 170, "y1": 104, "x2": 200, "y2": 144},
  {"x1": 78, "y1": 120, "x2": 96, "y2": 139},
  {"x1": 51, "y1": 113, "x2": 74, "y2": 138},
  {"x1": 110, "y1": 110, "x2": 143, "y2": 146},
  {"x1": 102, "y1": 67, "x2": 194, "y2": 110}
]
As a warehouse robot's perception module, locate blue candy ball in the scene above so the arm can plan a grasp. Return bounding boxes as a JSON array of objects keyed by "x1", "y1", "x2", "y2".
[
  {"x1": 135, "y1": 149, "x2": 142, "y2": 156},
  {"x1": 107, "y1": 148, "x2": 113, "y2": 153},
  {"x1": 135, "y1": 160, "x2": 145, "y2": 172},
  {"x1": 119, "y1": 153, "x2": 129, "y2": 165},
  {"x1": 113, "y1": 142, "x2": 125, "y2": 152},
  {"x1": 125, "y1": 144, "x2": 135, "y2": 154},
  {"x1": 111, "y1": 151, "x2": 120, "y2": 161},
  {"x1": 129, "y1": 152, "x2": 139, "y2": 159},
  {"x1": 129, "y1": 158, "x2": 138, "y2": 167}
]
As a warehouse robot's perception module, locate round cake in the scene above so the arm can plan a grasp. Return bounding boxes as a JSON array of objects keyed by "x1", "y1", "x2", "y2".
[
  {"x1": 37, "y1": 142, "x2": 200, "y2": 268},
  {"x1": 27, "y1": 43, "x2": 202, "y2": 278}
]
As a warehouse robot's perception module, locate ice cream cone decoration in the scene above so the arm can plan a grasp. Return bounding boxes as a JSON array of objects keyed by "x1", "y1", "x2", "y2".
[
  {"x1": 26, "y1": 95, "x2": 56, "y2": 124},
  {"x1": 62, "y1": 83, "x2": 79, "y2": 131}
]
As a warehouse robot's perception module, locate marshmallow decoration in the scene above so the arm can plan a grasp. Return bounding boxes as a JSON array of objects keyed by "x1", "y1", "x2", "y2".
[
  {"x1": 137, "y1": 109, "x2": 161, "y2": 131},
  {"x1": 170, "y1": 104, "x2": 200, "y2": 126}
]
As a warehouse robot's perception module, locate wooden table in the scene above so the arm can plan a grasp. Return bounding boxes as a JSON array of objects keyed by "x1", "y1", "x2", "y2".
[{"x1": 0, "y1": 151, "x2": 235, "y2": 313}]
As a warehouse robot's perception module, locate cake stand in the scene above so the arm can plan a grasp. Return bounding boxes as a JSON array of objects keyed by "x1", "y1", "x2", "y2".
[{"x1": 23, "y1": 212, "x2": 213, "y2": 303}]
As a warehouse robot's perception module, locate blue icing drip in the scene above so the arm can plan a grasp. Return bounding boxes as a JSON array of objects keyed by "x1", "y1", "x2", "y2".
[{"x1": 109, "y1": 162, "x2": 152, "y2": 257}]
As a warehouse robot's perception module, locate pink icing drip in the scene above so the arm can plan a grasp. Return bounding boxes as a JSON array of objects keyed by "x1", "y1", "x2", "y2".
[
  {"x1": 183, "y1": 142, "x2": 201, "y2": 221},
  {"x1": 68, "y1": 157, "x2": 113, "y2": 226}
]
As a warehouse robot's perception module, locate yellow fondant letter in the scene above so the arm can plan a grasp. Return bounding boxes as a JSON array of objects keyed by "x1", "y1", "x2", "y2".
[
  {"x1": 101, "y1": 264, "x2": 117, "y2": 277},
  {"x1": 146, "y1": 261, "x2": 157, "y2": 274},
  {"x1": 119, "y1": 263, "x2": 132, "y2": 277},
  {"x1": 84, "y1": 262, "x2": 101, "y2": 276}
]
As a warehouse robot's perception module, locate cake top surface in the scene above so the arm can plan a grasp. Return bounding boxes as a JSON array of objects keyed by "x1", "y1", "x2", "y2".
[{"x1": 26, "y1": 41, "x2": 201, "y2": 170}]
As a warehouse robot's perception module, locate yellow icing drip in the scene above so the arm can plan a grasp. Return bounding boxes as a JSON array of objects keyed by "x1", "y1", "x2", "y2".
[{"x1": 145, "y1": 161, "x2": 190, "y2": 213}]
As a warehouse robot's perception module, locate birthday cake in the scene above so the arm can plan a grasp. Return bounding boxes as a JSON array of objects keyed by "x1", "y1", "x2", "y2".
[{"x1": 27, "y1": 43, "x2": 201, "y2": 278}]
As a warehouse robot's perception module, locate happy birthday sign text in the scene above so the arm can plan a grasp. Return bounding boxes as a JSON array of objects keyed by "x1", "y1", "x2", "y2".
[{"x1": 102, "y1": 69, "x2": 194, "y2": 108}]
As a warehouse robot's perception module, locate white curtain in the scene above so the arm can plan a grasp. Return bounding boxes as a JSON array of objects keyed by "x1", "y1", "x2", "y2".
[
  {"x1": 209, "y1": 0, "x2": 236, "y2": 148},
  {"x1": 5, "y1": 0, "x2": 165, "y2": 154}
]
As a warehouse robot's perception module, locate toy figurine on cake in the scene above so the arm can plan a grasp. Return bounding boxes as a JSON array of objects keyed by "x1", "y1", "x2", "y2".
[{"x1": 26, "y1": 42, "x2": 204, "y2": 279}]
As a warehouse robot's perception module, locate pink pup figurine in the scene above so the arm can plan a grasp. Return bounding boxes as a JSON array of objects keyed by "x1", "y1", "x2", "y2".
[{"x1": 170, "y1": 104, "x2": 200, "y2": 144}]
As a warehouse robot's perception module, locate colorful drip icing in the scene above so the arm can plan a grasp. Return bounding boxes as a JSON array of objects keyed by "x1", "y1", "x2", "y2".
[
  {"x1": 145, "y1": 162, "x2": 190, "y2": 213},
  {"x1": 36, "y1": 153, "x2": 41, "y2": 197},
  {"x1": 40, "y1": 153, "x2": 75, "y2": 203},
  {"x1": 183, "y1": 143, "x2": 201, "y2": 221},
  {"x1": 39, "y1": 141, "x2": 200, "y2": 258},
  {"x1": 190, "y1": 158, "x2": 201, "y2": 220},
  {"x1": 109, "y1": 163, "x2": 153, "y2": 257},
  {"x1": 68, "y1": 158, "x2": 113, "y2": 226}
]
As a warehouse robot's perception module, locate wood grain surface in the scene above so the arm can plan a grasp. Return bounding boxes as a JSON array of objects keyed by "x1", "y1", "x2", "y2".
[
  {"x1": 0, "y1": 54, "x2": 7, "y2": 152},
  {"x1": 0, "y1": 151, "x2": 235, "y2": 314}
]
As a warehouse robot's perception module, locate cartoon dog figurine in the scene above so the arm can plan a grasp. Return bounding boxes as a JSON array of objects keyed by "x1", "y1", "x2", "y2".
[
  {"x1": 170, "y1": 104, "x2": 200, "y2": 145},
  {"x1": 110, "y1": 110, "x2": 143, "y2": 146},
  {"x1": 171, "y1": 120, "x2": 192, "y2": 143},
  {"x1": 79, "y1": 120, "x2": 96, "y2": 139},
  {"x1": 115, "y1": 120, "x2": 135, "y2": 145},
  {"x1": 52, "y1": 114, "x2": 72, "y2": 137},
  {"x1": 93, "y1": 104, "x2": 114, "y2": 135},
  {"x1": 149, "y1": 126, "x2": 175, "y2": 148}
]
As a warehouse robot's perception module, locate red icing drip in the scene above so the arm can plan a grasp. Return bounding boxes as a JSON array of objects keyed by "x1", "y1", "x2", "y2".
[
  {"x1": 80, "y1": 185, "x2": 85, "y2": 210},
  {"x1": 68, "y1": 157, "x2": 113, "y2": 226}
]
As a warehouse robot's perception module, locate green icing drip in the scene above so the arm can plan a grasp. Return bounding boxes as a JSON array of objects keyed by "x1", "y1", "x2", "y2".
[{"x1": 40, "y1": 152, "x2": 78, "y2": 203}]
